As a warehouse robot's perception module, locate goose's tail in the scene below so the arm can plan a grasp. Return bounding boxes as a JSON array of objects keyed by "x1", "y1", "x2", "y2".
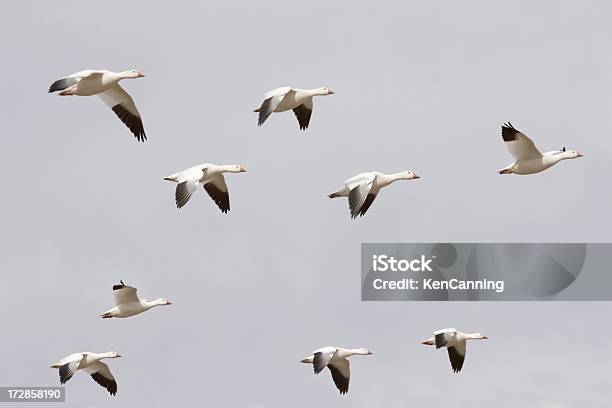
[{"x1": 328, "y1": 188, "x2": 348, "y2": 199}]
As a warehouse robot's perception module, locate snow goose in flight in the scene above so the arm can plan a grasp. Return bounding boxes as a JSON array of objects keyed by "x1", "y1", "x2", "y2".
[
  {"x1": 254, "y1": 86, "x2": 334, "y2": 129},
  {"x1": 164, "y1": 163, "x2": 246, "y2": 212},
  {"x1": 100, "y1": 281, "x2": 171, "y2": 318},
  {"x1": 422, "y1": 328, "x2": 488, "y2": 373},
  {"x1": 50, "y1": 351, "x2": 121, "y2": 395},
  {"x1": 300, "y1": 346, "x2": 372, "y2": 395},
  {"x1": 48, "y1": 69, "x2": 146, "y2": 142},
  {"x1": 498, "y1": 122, "x2": 583, "y2": 175},
  {"x1": 328, "y1": 170, "x2": 420, "y2": 218}
]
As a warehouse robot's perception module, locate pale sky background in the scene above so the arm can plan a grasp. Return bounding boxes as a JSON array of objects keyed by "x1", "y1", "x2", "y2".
[{"x1": 1, "y1": 1, "x2": 612, "y2": 407}]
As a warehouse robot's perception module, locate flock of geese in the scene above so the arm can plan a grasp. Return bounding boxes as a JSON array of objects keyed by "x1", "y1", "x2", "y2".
[
  {"x1": 46, "y1": 68, "x2": 579, "y2": 397},
  {"x1": 50, "y1": 278, "x2": 488, "y2": 396},
  {"x1": 48, "y1": 69, "x2": 584, "y2": 219}
]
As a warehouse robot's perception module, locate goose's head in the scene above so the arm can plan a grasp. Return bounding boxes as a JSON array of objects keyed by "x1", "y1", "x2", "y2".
[
  {"x1": 124, "y1": 69, "x2": 145, "y2": 79},
  {"x1": 560, "y1": 148, "x2": 583, "y2": 160},
  {"x1": 229, "y1": 164, "x2": 247, "y2": 173},
  {"x1": 401, "y1": 170, "x2": 421, "y2": 180},
  {"x1": 156, "y1": 298, "x2": 172, "y2": 306},
  {"x1": 471, "y1": 333, "x2": 488, "y2": 340},
  {"x1": 108, "y1": 351, "x2": 122, "y2": 358},
  {"x1": 316, "y1": 87, "x2": 335, "y2": 96},
  {"x1": 358, "y1": 348, "x2": 373, "y2": 355}
]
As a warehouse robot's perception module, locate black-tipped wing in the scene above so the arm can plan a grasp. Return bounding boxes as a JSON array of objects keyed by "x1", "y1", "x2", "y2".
[
  {"x1": 48, "y1": 78, "x2": 79, "y2": 93},
  {"x1": 447, "y1": 346, "x2": 465, "y2": 373},
  {"x1": 435, "y1": 331, "x2": 454, "y2": 349},
  {"x1": 112, "y1": 282, "x2": 139, "y2": 305},
  {"x1": 256, "y1": 87, "x2": 291, "y2": 126},
  {"x1": 175, "y1": 180, "x2": 198, "y2": 209},
  {"x1": 203, "y1": 175, "x2": 230, "y2": 213},
  {"x1": 348, "y1": 182, "x2": 376, "y2": 219},
  {"x1": 293, "y1": 101, "x2": 313, "y2": 130},
  {"x1": 328, "y1": 359, "x2": 350, "y2": 395},
  {"x1": 58, "y1": 360, "x2": 80, "y2": 384},
  {"x1": 312, "y1": 351, "x2": 334, "y2": 374},
  {"x1": 86, "y1": 362, "x2": 117, "y2": 396},
  {"x1": 256, "y1": 96, "x2": 283, "y2": 126},
  {"x1": 501, "y1": 122, "x2": 541, "y2": 160},
  {"x1": 98, "y1": 85, "x2": 146, "y2": 142},
  {"x1": 48, "y1": 70, "x2": 102, "y2": 93},
  {"x1": 112, "y1": 280, "x2": 126, "y2": 291}
]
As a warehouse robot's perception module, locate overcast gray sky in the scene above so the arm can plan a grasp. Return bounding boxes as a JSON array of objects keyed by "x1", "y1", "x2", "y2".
[{"x1": 1, "y1": 0, "x2": 612, "y2": 407}]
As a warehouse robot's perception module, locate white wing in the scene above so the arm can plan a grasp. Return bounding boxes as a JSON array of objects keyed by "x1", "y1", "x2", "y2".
[
  {"x1": 264, "y1": 86, "x2": 292, "y2": 99},
  {"x1": 58, "y1": 352, "x2": 83, "y2": 365},
  {"x1": 98, "y1": 84, "x2": 146, "y2": 141},
  {"x1": 83, "y1": 362, "x2": 118, "y2": 396},
  {"x1": 67, "y1": 70, "x2": 105, "y2": 79},
  {"x1": 501, "y1": 123, "x2": 542, "y2": 160},
  {"x1": 345, "y1": 172, "x2": 376, "y2": 190},
  {"x1": 112, "y1": 282, "x2": 139, "y2": 305}
]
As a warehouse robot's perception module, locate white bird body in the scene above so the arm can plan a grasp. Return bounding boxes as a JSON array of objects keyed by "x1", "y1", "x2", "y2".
[
  {"x1": 164, "y1": 163, "x2": 246, "y2": 212},
  {"x1": 266, "y1": 88, "x2": 314, "y2": 112},
  {"x1": 58, "y1": 70, "x2": 123, "y2": 96},
  {"x1": 255, "y1": 86, "x2": 334, "y2": 129},
  {"x1": 100, "y1": 281, "x2": 171, "y2": 319},
  {"x1": 48, "y1": 69, "x2": 147, "y2": 141},
  {"x1": 329, "y1": 170, "x2": 420, "y2": 218},
  {"x1": 300, "y1": 346, "x2": 372, "y2": 395},
  {"x1": 422, "y1": 328, "x2": 488, "y2": 373},
  {"x1": 498, "y1": 123, "x2": 583, "y2": 175},
  {"x1": 50, "y1": 351, "x2": 121, "y2": 395}
]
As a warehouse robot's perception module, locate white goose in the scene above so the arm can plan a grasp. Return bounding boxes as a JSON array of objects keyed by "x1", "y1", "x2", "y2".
[
  {"x1": 498, "y1": 122, "x2": 583, "y2": 175},
  {"x1": 300, "y1": 346, "x2": 372, "y2": 395},
  {"x1": 48, "y1": 69, "x2": 146, "y2": 142},
  {"x1": 164, "y1": 163, "x2": 246, "y2": 212},
  {"x1": 328, "y1": 170, "x2": 420, "y2": 218},
  {"x1": 51, "y1": 351, "x2": 121, "y2": 395},
  {"x1": 254, "y1": 86, "x2": 335, "y2": 129},
  {"x1": 100, "y1": 281, "x2": 171, "y2": 319},
  {"x1": 421, "y1": 328, "x2": 488, "y2": 373}
]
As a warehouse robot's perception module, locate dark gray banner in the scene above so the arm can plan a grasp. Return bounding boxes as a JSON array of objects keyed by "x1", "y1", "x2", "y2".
[{"x1": 361, "y1": 243, "x2": 611, "y2": 301}]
